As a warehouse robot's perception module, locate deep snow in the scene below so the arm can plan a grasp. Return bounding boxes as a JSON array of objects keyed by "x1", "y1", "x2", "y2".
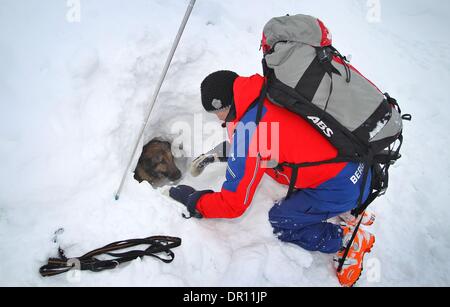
[{"x1": 0, "y1": 0, "x2": 449, "y2": 286}]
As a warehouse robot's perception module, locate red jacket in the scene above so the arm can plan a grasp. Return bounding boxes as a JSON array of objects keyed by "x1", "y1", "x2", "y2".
[{"x1": 196, "y1": 74, "x2": 347, "y2": 218}]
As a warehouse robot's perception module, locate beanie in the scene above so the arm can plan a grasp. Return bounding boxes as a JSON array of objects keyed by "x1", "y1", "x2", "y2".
[{"x1": 200, "y1": 70, "x2": 238, "y2": 113}]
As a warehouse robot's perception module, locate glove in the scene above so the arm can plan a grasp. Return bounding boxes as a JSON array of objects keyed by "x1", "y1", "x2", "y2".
[
  {"x1": 169, "y1": 185, "x2": 213, "y2": 218},
  {"x1": 169, "y1": 185, "x2": 196, "y2": 205},
  {"x1": 190, "y1": 154, "x2": 219, "y2": 177},
  {"x1": 190, "y1": 141, "x2": 230, "y2": 177}
]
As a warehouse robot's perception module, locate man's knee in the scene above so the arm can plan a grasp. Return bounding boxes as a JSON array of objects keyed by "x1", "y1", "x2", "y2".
[{"x1": 270, "y1": 222, "x2": 344, "y2": 254}]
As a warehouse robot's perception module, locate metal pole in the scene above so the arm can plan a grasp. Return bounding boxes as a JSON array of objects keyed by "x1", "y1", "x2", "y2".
[{"x1": 115, "y1": 0, "x2": 196, "y2": 200}]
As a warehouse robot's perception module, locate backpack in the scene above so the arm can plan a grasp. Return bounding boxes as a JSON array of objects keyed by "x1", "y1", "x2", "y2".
[{"x1": 255, "y1": 14, "x2": 411, "y2": 271}]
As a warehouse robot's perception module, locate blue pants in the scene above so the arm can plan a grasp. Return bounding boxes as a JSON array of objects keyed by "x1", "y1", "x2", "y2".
[{"x1": 269, "y1": 163, "x2": 372, "y2": 254}]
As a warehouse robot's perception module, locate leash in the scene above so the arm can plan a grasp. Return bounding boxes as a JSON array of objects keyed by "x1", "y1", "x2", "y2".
[{"x1": 40, "y1": 235, "x2": 182, "y2": 277}]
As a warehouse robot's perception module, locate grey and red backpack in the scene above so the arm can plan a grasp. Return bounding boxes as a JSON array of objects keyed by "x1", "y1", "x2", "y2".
[{"x1": 254, "y1": 14, "x2": 411, "y2": 270}]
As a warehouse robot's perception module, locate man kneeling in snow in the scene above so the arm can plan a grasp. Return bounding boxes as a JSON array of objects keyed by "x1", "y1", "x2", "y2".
[{"x1": 169, "y1": 70, "x2": 375, "y2": 287}]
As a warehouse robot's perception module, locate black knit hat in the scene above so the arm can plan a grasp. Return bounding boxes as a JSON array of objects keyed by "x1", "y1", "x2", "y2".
[{"x1": 201, "y1": 70, "x2": 239, "y2": 113}]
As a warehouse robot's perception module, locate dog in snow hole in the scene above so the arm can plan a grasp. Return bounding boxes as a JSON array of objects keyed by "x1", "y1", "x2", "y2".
[{"x1": 134, "y1": 138, "x2": 182, "y2": 187}]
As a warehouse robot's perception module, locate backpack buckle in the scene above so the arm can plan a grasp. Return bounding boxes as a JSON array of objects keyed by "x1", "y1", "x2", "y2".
[{"x1": 317, "y1": 47, "x2": 333, "y2": 63}]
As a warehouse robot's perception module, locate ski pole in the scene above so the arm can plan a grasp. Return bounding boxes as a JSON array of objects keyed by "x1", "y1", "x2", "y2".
[{"x1": 114, "y1": 0, "x2": 196, "y2": 200}]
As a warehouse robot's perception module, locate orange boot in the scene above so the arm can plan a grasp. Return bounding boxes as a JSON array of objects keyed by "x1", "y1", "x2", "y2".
[
  {"x1": 334, "y1": 225, "x2": 375, "y2": 287},
  {"x1": 339, "y1": 211, "x2": 376, "y2": 227}
]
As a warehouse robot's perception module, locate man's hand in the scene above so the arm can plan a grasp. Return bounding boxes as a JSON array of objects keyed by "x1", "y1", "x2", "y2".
[
  {"x1": 169, "y1": 185, "x2": 196, "y2": 205},
  {"x1": 190, "y1": 141, "x2": 230, "y2": 177},
  {"x1": 169, "y1": 185, "x2": 213, "y2": 218}
]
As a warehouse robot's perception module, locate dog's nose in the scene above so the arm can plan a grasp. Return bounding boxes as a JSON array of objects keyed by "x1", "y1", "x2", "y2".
[{"x1": 170, "y1": 169, "x2": 182, "y2": 181}]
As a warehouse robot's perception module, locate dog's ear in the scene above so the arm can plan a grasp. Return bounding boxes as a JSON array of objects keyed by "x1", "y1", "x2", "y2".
[
  {"x1": 160, "y1": 140, "x2": 172, "y2": 150},
  {"x1": 142, "y1": 141, "x2": 151, "y2": 154},
  {"x1": 141, "y1": 143, "x2": 150, "y2": 154},
  {"x1": 134, "y1": 170, "x2": 143, "y2": 183}
]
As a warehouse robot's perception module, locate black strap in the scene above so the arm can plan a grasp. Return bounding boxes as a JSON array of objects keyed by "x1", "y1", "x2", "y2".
[
  {"x1": 280, "y1": 156, "x2": 361, "y2": 169},
  {"x1": 295, "y1": 56, "x2": 328, "y2": 102},
  {"x1": 255, "y1": 80, "x2": 268, "y2": 126},
  {"x1": 39, "y1": 235, "x2": 182, "y2": 277},
  {"x1": 336, "y1": 208, "x2": 365, "y2": 274},
  {"x1": 402, "y1": 114, "x2": 412, "y2": 121},
  {"x1": 295, "y1": 47, "x2": 342, "y2": 115},
  {"x1": 329, "y1": 46, "x2": 351, "y2": 83},
  {"x1": 385, "y1": 93, "x2": 400, "y2": 113},
  {"x1": 286, "y1": 165, "x2": 299, "y2": 199},
  {"x1": 281, "y1": 156, "x2": 358, "y2": 199}
]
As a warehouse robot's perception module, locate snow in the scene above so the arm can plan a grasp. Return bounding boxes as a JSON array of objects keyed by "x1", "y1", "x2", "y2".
[
  {"x1": 1, "y1": 0, "x2": 449, "y2": 286},
  {"x1": 369, "y1": 116, "x2": 388, "y2": 140}
]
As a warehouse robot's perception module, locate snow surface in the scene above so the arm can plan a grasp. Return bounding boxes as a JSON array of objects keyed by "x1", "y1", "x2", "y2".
[{"x1": 1, "y1": 0, "x2": 449, "y2": 286}]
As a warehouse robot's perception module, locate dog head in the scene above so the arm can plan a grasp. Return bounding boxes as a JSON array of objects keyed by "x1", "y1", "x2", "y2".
[{"x1": 134, "y1": 139, "x2": 182, "y2": 186}]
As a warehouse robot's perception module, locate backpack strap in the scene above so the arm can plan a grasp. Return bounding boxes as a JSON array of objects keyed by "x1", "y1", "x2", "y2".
[
  {"x1": 328, "y1": 46, "x2": 352, "y2": 83},
  {"x1": 280, "y1": 156, "x2": 358, "y2": 199},
  {"x1": 255, "y1": 79, "x2": 268, "y2": 126},
  {"x1": 286, "y1": 164, "x2": 299, "y2": 198},
  {"x1": 385, "y1": 92, "x2": 413, "y2": 122}
]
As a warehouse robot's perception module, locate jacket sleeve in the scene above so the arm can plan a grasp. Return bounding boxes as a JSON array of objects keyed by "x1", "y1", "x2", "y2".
[{"x1": 195, "y1": 130, "x2": 266, "y2": 219}]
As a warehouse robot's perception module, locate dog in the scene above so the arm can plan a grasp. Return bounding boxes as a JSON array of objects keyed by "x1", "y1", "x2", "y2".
[{"x1": 134, "y1": 138, "x2": 182, "y2": 187}]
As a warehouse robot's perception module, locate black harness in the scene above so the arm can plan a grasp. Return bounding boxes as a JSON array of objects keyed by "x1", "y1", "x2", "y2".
[{"x1": 40, "y1": 235, "x2": 181, "y2": 277}]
